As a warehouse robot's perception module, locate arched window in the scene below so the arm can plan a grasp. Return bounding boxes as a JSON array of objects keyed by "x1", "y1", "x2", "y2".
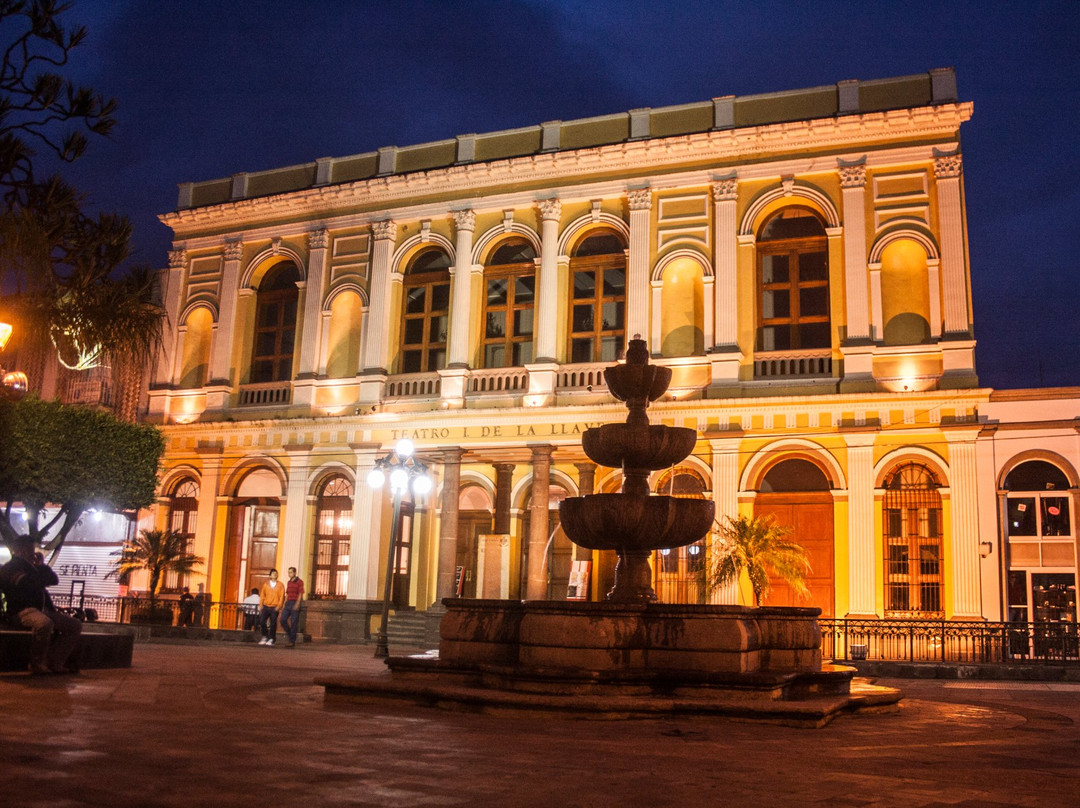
[
  {"x1": 483, "y1": 238, "x2": 536, "y2": 367},
  {"x1": 399, "y1": 248, "x2": 451, "y2": 373},
  {"x1": 1002, "y1": 460, "x2": 1075, "y2": 625},
  {"x1": 251, "y1": 261, "x2": 300, "y2": 383},
  {"x1": 653, "y1": 469, "x2": 708, "y2": 603},
  {"x1": 882, "y1": 464, "x2": 943, "y2": 616},
  {"x1": 880, "y1": 239, "x2": 931, "y2": 345},
  {"x1": 165, "y1": 478, "x2": 199, "y2": 592},
  {"x1": 756, "y1": 208, "x2": 829, "y2": 352},
  {"x1": 324, "y1": 291, "x2": 363, "y2": 378},
  {"x1": 312, "y1": 475, "x2": 353, "y2": 599},
  {"x1": 179, "y1": 307, "x2": 213, "y2": 388},
  {"x1": 659, "y1": 257, "x2": 705, "y2": 357},
  {"x1": 569, "y1": 229, "x2": 626, "y2": 363}
]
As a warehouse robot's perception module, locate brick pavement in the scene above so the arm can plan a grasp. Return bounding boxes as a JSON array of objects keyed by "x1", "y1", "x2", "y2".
[{"x1": 1, "y1": 642, "x2": 1078, "y2": 807}]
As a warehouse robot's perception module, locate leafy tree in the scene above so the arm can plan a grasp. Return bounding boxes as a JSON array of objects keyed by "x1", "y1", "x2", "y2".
[
  {"x1": 0, "y1": 395, "x2": 164, "y2": 553},
  {"x1": 707, "y1": 514, "x2": 812, "y2": 607},
  {"x1": 107, "y1": 529, "x2": 204, "y2": 610}
]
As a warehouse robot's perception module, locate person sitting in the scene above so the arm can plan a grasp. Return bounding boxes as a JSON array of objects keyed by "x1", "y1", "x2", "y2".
[
  {"x1": 241, "y1": 587, "x2": 261, "y2": 631},
  {"x1": 0, "y1": 536, "x2": 82, "y2": 675}
]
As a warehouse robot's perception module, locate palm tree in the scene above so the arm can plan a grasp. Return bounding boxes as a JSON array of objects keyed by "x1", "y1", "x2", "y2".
[
  {"x1": 107, "y1": 529, "x2": 204, "y2": 611},
  {"x1": 707, "y1": 514, "x2": 812, "y2": 607}
]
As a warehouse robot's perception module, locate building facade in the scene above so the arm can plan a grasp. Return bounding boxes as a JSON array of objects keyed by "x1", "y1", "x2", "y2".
[{"x1": 144, "y1": 69, "x2": 1078, "y2": 639}]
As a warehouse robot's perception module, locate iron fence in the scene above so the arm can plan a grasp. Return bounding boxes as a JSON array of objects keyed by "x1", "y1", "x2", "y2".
[
  {"x1": 51, "y1": 594, "x2": 255, "y2": 631},
  {"x1": 821, "y1": 618, "x2": 1080, "y2": 665}
]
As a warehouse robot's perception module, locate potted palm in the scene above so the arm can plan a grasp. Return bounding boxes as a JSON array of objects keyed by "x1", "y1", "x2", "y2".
[
  {"x1": 108, "y1": 529, "x2": 204, "y2": 623},
  {"x1": 707, "y1": 514, "x2": 811, "y2": 607}
]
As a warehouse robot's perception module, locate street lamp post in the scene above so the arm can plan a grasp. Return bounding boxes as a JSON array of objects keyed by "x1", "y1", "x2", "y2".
[{"x1": 367, "y1": 438, "x2": 432, "y2": 659}]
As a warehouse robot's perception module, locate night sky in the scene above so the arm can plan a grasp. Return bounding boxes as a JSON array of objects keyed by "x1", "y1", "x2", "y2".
[{"x1": 49, "y1": 0, "x2": 1080, "y2": 390}]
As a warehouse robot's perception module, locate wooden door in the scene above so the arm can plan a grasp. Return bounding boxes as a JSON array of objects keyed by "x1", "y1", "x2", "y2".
[
  {"x1": 223, "y1": 505, "x2": 247, "y2": 604},
  {"x1": 754, "y1": 493, "x2": 834, "y2": 617},
  {"x1": 458, "y1": 510, "x2": 493, "y2": 598},
  {"x1": 245, "y1": 506, "x2": 280, "y2": 597}
]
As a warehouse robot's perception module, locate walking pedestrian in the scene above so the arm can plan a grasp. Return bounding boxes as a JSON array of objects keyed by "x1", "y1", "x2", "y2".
[
  {"x1": 279, "y1": 567, "x2": 304, "y2": 647},
  {"x1": 258, "y1": 569, "x2": 285, "y2": 646}
]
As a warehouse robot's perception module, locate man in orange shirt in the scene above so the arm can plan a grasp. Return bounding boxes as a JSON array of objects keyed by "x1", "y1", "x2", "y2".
[{"x1": 258, "y1": 568, "x2": 285, "y2": 646}]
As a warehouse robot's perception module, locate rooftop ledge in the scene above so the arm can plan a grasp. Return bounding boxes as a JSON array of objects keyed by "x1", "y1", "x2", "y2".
[{"x1": 165, "y1": 69, "x2": 961, "y2": 220}]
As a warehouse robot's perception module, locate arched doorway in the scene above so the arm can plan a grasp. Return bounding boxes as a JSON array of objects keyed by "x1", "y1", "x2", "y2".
[
  {"x1": 311, "y1": 475, "x2": 353, "y2": 600},
  {"x1": 457, "y1": 484, "x2": 494, "y2": 598},
  {"x1": 164, "y1": 478, "x2": 199, "y2": 592},
  {"x1": 223, "y1": 469, "x2": 282, "y2": 604},
  {"x1": 653, "y1": 468, "x2": 708, "y2": 603},
  {"x1": 882, "y1": 463, "x2": 943, "y2": 616},
  {"x1": 1002, "y1": 460, "x2": 1075, "y2": 629},
  {"x1": 753, "y1": 457, "x2": 834, "y2": 616}
]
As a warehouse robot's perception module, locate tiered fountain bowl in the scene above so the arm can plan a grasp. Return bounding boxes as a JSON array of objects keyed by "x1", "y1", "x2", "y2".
[
  {"x1": 318, "y1": 339, "x2": 901, "y2": 724},
  {"x1": 559, "y1": 338, "x2": 714, "y2": 601}
]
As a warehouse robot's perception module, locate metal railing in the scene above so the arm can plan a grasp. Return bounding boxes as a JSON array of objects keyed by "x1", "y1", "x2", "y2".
[
  {"x1": 51, "y1": 594, "x2": 256, "y2": 631},
  {"x1": 821, "y1": 618, "x2": 1080, "y2": 665}
]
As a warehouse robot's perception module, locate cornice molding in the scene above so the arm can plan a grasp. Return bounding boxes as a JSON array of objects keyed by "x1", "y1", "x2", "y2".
[{"x1": 161, "y1": 103, "x2": 973, "y2": 236}]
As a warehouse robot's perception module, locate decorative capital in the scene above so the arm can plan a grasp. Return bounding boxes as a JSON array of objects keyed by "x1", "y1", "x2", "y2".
[
  {"x1": 308, "y1": 228, "x2": 329, "y2": 250},
  {"x1": 223, "y1": 240, "x2": 243, "y2": 262},
  {"x1": 168, "y1": 249, "x2": 187, "y2": 270},
  {"x1": 537, "y1": 198, "x2": 562, "y2": 221},
  {"x1": 372, "y1": 219, "x2": 396, "y2": 241},
  {"x1": 934, "y1": 153, "x2": 962, "y2": 179},
  {"x1": 451, "y1": 209, "x2": 476, "y2": 232},
  {"x1": 711, "y1": 179, "x2": 737, "y2": 202},
  {"x1": 838, "y1": 163, "x2": 866, "y2": 189},
  {"x1": 627, "y1": 188, "x2": 652, "y2": 211}
]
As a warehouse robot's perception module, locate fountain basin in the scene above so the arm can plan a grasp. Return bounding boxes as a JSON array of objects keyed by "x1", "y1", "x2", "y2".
[
  {"x1": 559, "y1": 493, "x2": 714, "y2": 553},
  {"x1": 581, "y1": 423, "x2": 698, "y2": 471}
]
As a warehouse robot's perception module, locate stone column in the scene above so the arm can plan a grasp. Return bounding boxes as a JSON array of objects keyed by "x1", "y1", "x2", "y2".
[
  {"x1": 572, "y1": 462, "x2": 596, "y2": 562},
  {"x1": 493, "y1": 462, "x2": 514, "y2": 534},
  {"x1": 208, "y1": 239, "x2": 243, "y2": 385},
  {"x1": 711, "y1": 178, "x2": 738, "y2": 349},
  {"x1": 839, "y1": 162, "x2": 871, "y2": 341},
  {"x1": 280, "y1": 446, "x2": 312, "y2": 574},
  {"x1": 534, "y1": 200, "x2": 562, "y2": 363},
  {"x1": 935, "y1": 153, "x2": 969, "y2": 336},
  {"x1": 627, "y1": 188, "x2": 652, "y2": 344},
  {"x1": 346, "y1": 447, "x2": 380, "y2": 600},
  {"x1": 297, "y1": 229, "x2": 328, "y2": 378},
  {"x1": 436, "y1": 448, "x2": 464, "y2": 601},
  {"x1": 361, "y1": 220, "x2": 396, "y2": 374},
  {"x1": 193, "y1": 448, "x2": 223, "y2": 588},
  {"x1": 845, "y1": 434, "x2": 877, "y2": 617},
  {"x1": 709, "y1": 436, "x2": 741, "y2": 605},
  {"x1": 525, "y1": 445, "x2": 554, "y2": 599},
  {"x1": 447, "y1": 210, "x2": 476, "y2": 368},
  {"x1": 945, "y1": 430, "x2": 982, "y2": 618}
]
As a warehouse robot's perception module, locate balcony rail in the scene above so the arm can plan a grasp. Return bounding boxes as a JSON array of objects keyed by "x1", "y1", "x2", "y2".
[
  {"x1": 821, "y1": 618, "x2": 1080, "y2": 665},
  {"x1": 238, "y1": 381, "x2": 292, "y2": 407},
  {"x1": 466, "y1": 367, "x2": 528, "y2": 395},
  {"x1": 754, "y1": 349, "x2": 832, "y2": 379},
  {"x1": 556, "y1": 362, "x2": 610, "y2": 392},
  {"x1": 385, "y1": 372, "x2": 441, "y2": 398}
]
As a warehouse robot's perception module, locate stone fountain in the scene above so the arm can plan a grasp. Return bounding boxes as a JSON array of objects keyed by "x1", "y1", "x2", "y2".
[{"x1": 318, "y1": 340, "x2": 901, "y2": 725}]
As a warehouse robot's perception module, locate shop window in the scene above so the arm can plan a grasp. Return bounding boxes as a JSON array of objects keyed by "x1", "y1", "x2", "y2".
[
  {"x1": 756, "y1": 207, "x2": 829, "y2": 352},
  {"x1": 882, "y1": 463, "x2": 943, "y2": 616},
  {"x1": 482, "y1": 238, "x2": 536, "y2": 367},
  {"x1": 312, "y1": 476, "x2": 353, "y2": 599},
  {"x1": 568, "y1": 229, "x2": 626, "y2": 363},
  {"x1": 164, "y1": 478, "x2": 199, "y2": 592},
  {"x1": 399, "y1": 248, "x2": 451, "y2": 374},
  {"x1": 250, "y1": 261, "x2": 300, "y2": 383}
]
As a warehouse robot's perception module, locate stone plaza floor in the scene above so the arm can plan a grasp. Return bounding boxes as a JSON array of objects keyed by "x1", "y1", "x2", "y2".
[{"x1": 1, "y1": 641, "x2": 1078, "y2": 807}]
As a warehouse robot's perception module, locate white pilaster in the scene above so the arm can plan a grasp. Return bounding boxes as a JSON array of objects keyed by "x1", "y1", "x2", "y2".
[
  {"x1": 945, "y1": 430, "x2": 982, "y2": 618},
  {"x1": 935, "y1": 153, "x2": 970, "y2": 336},
  {"x1": 280, "y1": 447, "x2": 311, "y2": 573},
  {"x1": 709, "y1": 436, "x2": 741, "y2": 605},
  {"x1": 208, "y1": 240, "x2": 243, "y2": 385},
  {"x1": 649, "y1": 279, "x2": 662, "y2": 354},
  {"x1": 359, "y1": 221, "x2": 395, "y2": 404},
  {"x1": 347, "y1": 447, "x2": 380, "y2": 600},
  {"x1": 839, "y1": 162, "x2": 871, "y2": 342},
  {"x1": 845, "y1": 434, "x2": 877, "y2": 616},
  {"x1": 535, "y1": 199, "x2": 561, "y2": 363},
  {"x1": 297, "y1": 229, "x2": 328, "y2": 377},
  {"x1": 868, "y1": 263, "x2": 883, "y2": 342},
  {"x1": 627, "y1": 188, "x2": 652, "y2": 343},
  {"x1": 926, "y1": 259, "x2": 942, "y2": 339},
  {"x1": 157, "y1": 249, "x2": 186, "y2": 387},
  {"x1": 447, "y1": 210, "x2": 476, "y2": 368},
  {"x1": 711, "y1": 178, "x2": 738, "y2": 349},
  {"x1": 193, "y1": 448, "x2": 223, "y2": 587}
]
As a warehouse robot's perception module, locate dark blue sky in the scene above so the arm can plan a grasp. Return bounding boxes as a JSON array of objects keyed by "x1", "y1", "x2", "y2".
[{"x1": 52, "y1": 0, "x2": 1080, "y2": 390}]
